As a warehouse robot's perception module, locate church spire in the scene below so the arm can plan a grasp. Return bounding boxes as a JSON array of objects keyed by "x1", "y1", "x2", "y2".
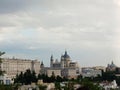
[
  {"x1": 65, "y1": 50, "x2": 67, "y2": 56},
  {"x1": 51, "y1": 55, "x2": 54, "y2": 61},
  {"x1": 50, "y1": 55, "x2": 54, "y2": 67},
  {"x1": 40, "y1": 61, "x2": 44, "y2": 68},
  {"x1": 111, "y1": 61, "x2": 114, "y2": 64}
]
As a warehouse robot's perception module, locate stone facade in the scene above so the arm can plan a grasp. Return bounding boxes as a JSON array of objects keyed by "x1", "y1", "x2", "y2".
[
  {"x1": 50, "y1": 51, "x2": 78, "y2": 68},
  {"x1": 46, "y1": 69, "x2": 61, "y2": 77},
  {"x1": 1, "y1": 58, "x2": 40, "y2": 79},
  {"x1": 41, "y1": 51, "x2": 80, "y2": 78}
]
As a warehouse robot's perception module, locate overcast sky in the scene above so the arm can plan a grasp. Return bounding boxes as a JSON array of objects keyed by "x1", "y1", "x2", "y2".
[{"x1": 1, "y1": 0, "x2": 120, "y2": 67}]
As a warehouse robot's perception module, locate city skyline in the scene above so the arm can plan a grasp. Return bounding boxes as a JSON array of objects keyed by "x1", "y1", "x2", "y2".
[{"x1": 0, "y1": 0, "x2": 120, "y2": 67}]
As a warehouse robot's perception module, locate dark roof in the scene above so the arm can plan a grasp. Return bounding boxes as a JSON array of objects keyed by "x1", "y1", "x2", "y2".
[
  {"x1": 63, "y1": 51, "x2": 70, "y2": 58},
  {"x1": 110, "y1": 61, "x2": 116, "y2": 67}
]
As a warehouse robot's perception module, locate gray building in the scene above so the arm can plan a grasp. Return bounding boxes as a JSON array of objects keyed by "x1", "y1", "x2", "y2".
[{"x1": 40, "y1": 51, "x2": 80, "y2": 79}]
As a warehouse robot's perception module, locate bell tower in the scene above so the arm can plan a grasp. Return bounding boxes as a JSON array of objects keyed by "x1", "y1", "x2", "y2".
[
  {"x1": 61, "y1": 55, "x2": 64, "y2": 68},
  {"x1": 50, "y1": 55, "x2": 54, "y2": 67},
  {"x1": 40, "y1": 61, "x2": 44, "y2": 68}
]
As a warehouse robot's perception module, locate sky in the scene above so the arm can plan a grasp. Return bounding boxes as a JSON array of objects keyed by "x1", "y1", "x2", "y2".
[{"x1": 1, "y1": 0, "x2": 120, "y2": 67}]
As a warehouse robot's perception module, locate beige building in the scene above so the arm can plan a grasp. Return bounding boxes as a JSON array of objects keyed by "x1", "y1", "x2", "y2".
[
  {"x1": 92, "y1": 66, "x2": 106, "y2": 72},
  {"x1": 41, "y1": 51, "x2": 80, "y2": 79},
  {"x1": 46, "y1": 69, "x2": 61, "y2": 77},
  {"x1": 1, "y1": 58, "x2": 40, "y2": 79}
]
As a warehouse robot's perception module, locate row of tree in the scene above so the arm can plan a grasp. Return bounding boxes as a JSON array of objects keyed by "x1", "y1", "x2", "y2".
[
  {"x1": 14, "y1": 68, "x2": 120, "y2": 88},
  {"x1": 15, "y1": 69, "x2": 105, "y2": 90},
  {"x1": 14, "y1": 69, "x2": 68, "y2": 85},
  {"x1": 14, "y1": 69, "x2": 37, "y2": 85}
]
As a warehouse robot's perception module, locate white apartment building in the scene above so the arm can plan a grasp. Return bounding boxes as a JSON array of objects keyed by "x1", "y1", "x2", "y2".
[
  {"x1": 0, "y1": 74, "x2": 13, "y2": 85},
  {"x1": 82, "y1": 68, "x2": 102, "y2": 78},
  {"x1": 0, "y1": 58, "x2": 40, "y2": 79}
]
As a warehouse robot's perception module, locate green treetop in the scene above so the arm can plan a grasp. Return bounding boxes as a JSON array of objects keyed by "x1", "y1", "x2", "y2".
[{"x1": 0, "y1": 51, "x2": 5, "y2": 75}]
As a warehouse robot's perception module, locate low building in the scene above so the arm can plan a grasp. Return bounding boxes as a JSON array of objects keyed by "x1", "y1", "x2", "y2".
[
  {"x1": 82, "y1": 67, "x2": 102, "y2": 78},
  {"x1": 0, "y1": 74, "x2": 13, "y2": 85},
  {"x1": 92, "y1": 66, "x2": 106, "y2": 72},
  {"x1": 37, "y1": 80, "x2": 55, "y2": 90},
  {"x1": 18, "y1": 84, "x2": 39, "y2": 90},
  {"x1": 99, "y1": 80, "x2": 119, "y2": 90}
]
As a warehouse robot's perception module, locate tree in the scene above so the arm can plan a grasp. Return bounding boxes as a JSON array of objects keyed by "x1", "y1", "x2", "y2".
[
  {"x1": 50, "y1": 71, "x2": 56, "y2": 82},
  {"x1": 0, "y1": 51, "x2": 5, "y2": 75},
  {"x1": 55, "y1": 82, "x2": 61, "y2": 90},
  {"x1": 102, "y1": 71, "x2": 116, "y2": 81},
  {"x1": 38, "y1": 85, "x2": 47, "y2": 90},
  {"x1": 31, "y1": 70, "x2": 37, "y2": 83},
  {"x1": 0, "y1": 84, "x2": 13, "y2": 90},
  {"x1": 14, "y1": 72, "x2": 24, "y2": 84},
  {"x1": 40, "y1": 74, "x2": 49, "y2": 83},
  {"x1": 23, "y1": 69, "x2": 33, "y2": 84},
  {"x1": 76, "y1": 75, "x2": 82, "y2": 83},
  {"x1": 56, "y1": 75, "x2": 63, "y2": 82},
  {"x1": 14, "y1": 69, "x2": 37, "y2": 85},
  {"x1": 63, "y1": 77, "x2": 68, "y2": 81},
  {"x1": 80, "y1": 78, "x2": 104, "y2": 90}
]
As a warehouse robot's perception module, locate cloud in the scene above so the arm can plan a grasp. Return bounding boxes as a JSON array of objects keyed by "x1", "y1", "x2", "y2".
[
  {"x1": 0, "y1": 0, "x2": 116, "y2": 28},
  {"x1": 0, "y1": 0, "x2": 31, "y2": 14},
  {"x1": 0, "y1": 0, "x2": 120, "y2": 66}
]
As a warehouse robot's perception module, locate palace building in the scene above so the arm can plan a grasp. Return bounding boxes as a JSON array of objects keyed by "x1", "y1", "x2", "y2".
[{"x1": 0, "y1": 58, "x2": 40, "y2": 79}]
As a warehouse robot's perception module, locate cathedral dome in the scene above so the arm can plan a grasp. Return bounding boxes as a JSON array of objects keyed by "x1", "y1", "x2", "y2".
[
  {"x1": 110, "y1": 61, "x2": 116, "y2": 68},
  {"x1": 63, "y1": 51, "x2": 70, "y2": 59}
]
